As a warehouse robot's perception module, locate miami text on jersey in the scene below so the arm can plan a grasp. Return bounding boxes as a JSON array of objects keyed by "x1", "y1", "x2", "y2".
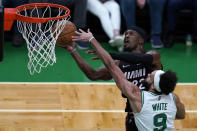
[{"x1": 124, "y1": 68, "x2": 146, "y2": 79}]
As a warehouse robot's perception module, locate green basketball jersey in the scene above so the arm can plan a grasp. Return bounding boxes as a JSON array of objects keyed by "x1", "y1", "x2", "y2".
[{"x1": 134, "y1": 91, "x2": 177, "y2": 131}]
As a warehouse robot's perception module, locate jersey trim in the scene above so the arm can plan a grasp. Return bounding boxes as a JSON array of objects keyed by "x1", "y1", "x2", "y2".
[
  {"x1": 172, "y1": 93, "x2": 176, "y2": 101},
  {"x1": 147, "y1": 91, "x2": 158, "y2": 96},
  {"x1": 141, "y1": 91, "x2": 144, "y2": 107}
]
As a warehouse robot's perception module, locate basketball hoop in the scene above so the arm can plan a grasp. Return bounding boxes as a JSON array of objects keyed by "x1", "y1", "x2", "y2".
[{"x1": 4, "y1": 3, "x2": 70, "y2": 75}]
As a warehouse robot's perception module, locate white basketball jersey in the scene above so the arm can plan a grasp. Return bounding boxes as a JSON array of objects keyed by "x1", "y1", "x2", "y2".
[{"x1": 134, "y1": 91, "x2": 177, "y2": 131}]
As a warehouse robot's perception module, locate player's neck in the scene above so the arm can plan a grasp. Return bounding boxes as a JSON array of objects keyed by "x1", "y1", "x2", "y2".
[
  {"x1": 132, "y1": 47, "x2": 144, "y2": 53},
  {"x1": 149, "y1": 88, "x2": 162, "y2": 95}
]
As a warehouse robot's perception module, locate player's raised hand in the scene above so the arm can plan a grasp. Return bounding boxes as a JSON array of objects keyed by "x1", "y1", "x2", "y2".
[{"x1": 72, "y1": 29, "x2": 93, "y2": 42}]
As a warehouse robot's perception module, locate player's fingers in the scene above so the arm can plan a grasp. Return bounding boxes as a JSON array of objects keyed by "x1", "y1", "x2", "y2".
[
  {"x1": 72, "y1": 39, "x2": 78, "y2": 42},
  {"x1": 75, "y1": 31, "x2": 81, "y2": 35},
  {"x1": 72, "y1": 36, "x2": 79, "y2": 39},
  {"x1": 72, "y1": 38, "x2": 80, "y2": 41},
  {"x1": 86, "y1": 50, "x2": 96, "y2": 55},
  {"x1": 72, "y1": 36, "x2": 80, "y2": 41},
  {"x1": 86, "y1": 50, "x2": 94, "y2": 54},
  {"x1": 79, "y1": 29, "x2": 85, "y2": 33},
  {"x1": 92, "y1": 57, "x2": 100, "y2": 60},
  {"x1": 86, "y1": 50, "x2": 93, "y2": 53}
]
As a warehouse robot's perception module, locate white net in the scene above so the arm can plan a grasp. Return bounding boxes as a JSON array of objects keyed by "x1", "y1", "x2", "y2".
[{"x1": 17, "y1": 5, "x2": 70, "y2": 75}]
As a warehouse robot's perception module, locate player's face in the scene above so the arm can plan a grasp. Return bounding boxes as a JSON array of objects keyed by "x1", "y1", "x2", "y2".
[
  {"x1": 143, "y1": 71, "x2": 157, "y2": 91},
  {"x1": 147, "y1": 71, "x2": 157, "y2": 83},
  {"x1": 123, "y1": 30, "x2": 141, "y2": 52}
]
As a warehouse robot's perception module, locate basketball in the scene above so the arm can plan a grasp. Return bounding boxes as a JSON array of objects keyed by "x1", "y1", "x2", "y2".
[{"x1": 53, "y1": 21, "x2": 77, "y2": 47}]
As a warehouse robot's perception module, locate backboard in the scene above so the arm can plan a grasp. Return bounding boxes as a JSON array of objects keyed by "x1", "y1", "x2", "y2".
[{"x1": 0, "y1": 0, "x2": 3, "y2": 61}]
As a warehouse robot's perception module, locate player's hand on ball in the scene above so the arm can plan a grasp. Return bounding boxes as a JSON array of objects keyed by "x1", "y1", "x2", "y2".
[
  {"x1": 72, "y1": 29, "x2": 93, "y2": 42},
  {"x1": 53, "y1": 21, "x2": 77, "y2": 48},
  {"x1": 63, "y1": 42, "x2": 75, "y2": 52}
]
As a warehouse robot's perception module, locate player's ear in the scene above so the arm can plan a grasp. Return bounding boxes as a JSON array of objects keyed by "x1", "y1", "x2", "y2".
[{"x1": 139, "y1": 37, "x2": 144, "y2": 45}]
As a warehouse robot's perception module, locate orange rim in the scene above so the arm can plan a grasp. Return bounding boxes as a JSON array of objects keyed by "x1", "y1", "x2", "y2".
[{"x1": 15, "y1": 3, "x2": 70, "y2": 23}]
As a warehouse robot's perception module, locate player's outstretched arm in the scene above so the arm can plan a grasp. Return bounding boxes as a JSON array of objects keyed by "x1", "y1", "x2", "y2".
[
  {"x1": 72, "y1": 29, "x2": 141, "y2": 106},
  {"x1": 174, "y1": 93, "x2": 185, "y2": 119},
  {"x1": 63, "y1": 43, "x2": 112, "y2": 81}
]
